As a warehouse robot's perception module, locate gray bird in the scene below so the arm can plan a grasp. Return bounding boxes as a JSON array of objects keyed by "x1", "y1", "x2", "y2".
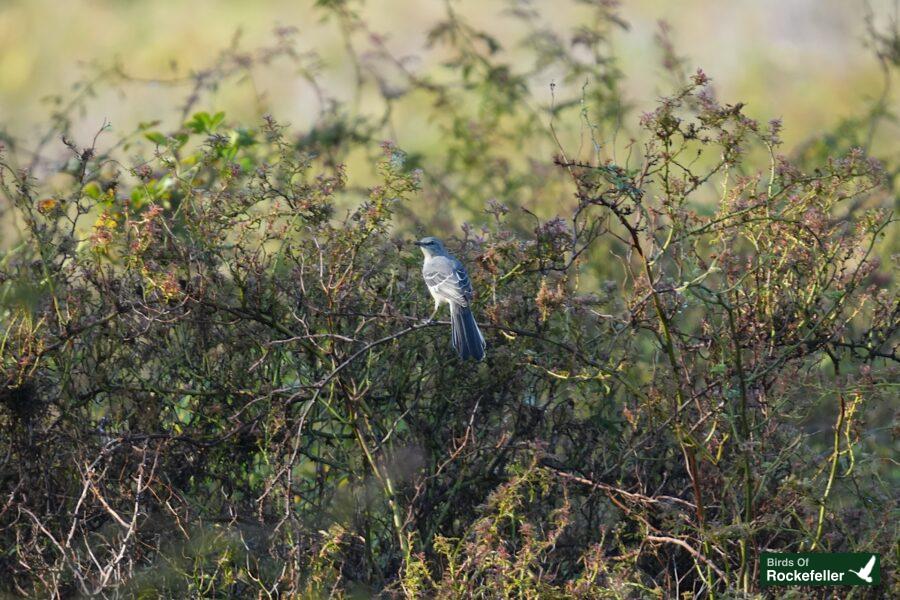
[{"x1": 414, "y1": 237, "x2": 486, "y2": 361}]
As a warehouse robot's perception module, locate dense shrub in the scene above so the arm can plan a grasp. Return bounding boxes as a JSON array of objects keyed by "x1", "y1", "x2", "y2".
[{"x1": 1, "y1": 2, "x2": 897, "y2": 597}]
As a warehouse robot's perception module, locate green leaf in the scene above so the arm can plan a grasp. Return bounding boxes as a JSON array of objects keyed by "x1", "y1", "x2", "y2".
[
  {"x1": 209, "y1": 111, "x2": 226, "y2": 130},
  {"x1": 144, "y1": 131, "x2": 167, "y2": 145},
  {"x1": 130, "y1": 187, "x2": 146, "y2": 208},
  {"x1": 232, "y1": 128, "x2": 256, "y2": 148},
  {"x1": 185, "y1": 111, "x2": 226, "y2": 134},
  {"x1": 82, "y1": 181, "x2": 102, "y2": 200},
  {"x1": 186, "y1": 112, "x2": 210, "y2": 134}
]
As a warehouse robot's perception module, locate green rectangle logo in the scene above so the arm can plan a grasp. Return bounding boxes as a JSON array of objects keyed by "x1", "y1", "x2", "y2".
[{"x1": 760, "y1": 553, "x2": 880, "y2": 587}]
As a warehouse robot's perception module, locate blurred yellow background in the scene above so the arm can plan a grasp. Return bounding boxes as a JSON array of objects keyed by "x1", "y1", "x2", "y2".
[{"x1": 1, "y1": 0, "x2": 896, "y2": 151}]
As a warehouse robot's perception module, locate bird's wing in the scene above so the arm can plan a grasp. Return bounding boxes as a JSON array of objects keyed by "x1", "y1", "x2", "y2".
[
  {"x1": 423, "y1": 256, "x2": 472, "y2": 306},
  {"x1": 860, "y1": 555, "x2": 876, "y2": 577}
]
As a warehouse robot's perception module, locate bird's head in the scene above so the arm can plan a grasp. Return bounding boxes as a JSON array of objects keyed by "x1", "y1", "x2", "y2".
[{"x1": 413, "y1": 236, "x2": 446, "y2": 258}]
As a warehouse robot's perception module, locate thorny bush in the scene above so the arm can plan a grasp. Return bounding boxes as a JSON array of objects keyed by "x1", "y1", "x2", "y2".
[{"x1": 0, "y1": 1, "x2": 897, "y2": 598}]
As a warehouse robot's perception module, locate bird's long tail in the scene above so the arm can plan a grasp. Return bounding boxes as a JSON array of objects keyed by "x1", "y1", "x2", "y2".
[{"x1": 450, "y1": 303, "x2": 486, "y2": 361}]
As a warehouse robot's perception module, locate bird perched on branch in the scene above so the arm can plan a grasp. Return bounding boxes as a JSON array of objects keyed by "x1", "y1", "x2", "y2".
[{"x1": 414, "y1": 236, "x2": 486, "y2": 361}]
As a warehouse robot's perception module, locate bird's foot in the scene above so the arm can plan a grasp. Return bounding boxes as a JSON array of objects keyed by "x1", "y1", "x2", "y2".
[{"x1": 420, "y1": 308, "x2": 440, "y2": 325}]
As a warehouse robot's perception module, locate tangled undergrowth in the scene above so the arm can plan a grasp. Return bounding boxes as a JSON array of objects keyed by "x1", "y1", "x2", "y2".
[{"x1": 1, "y1": 2, "x2": 897, "y2": 598}]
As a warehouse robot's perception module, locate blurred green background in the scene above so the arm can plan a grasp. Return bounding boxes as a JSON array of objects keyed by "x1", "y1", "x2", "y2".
[{"x1": 1, "y1": 0, "x2": 897, "y2": 152}]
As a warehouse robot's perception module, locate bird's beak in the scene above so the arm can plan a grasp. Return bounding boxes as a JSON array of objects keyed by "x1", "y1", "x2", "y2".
[{"x1": 413, "y1": 241, "x2": 425, "y2": 246}]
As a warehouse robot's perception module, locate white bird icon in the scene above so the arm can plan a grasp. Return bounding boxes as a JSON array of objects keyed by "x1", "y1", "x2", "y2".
[{"x1": 848, "y1": 555, "x2": 876, "y2": 583}]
